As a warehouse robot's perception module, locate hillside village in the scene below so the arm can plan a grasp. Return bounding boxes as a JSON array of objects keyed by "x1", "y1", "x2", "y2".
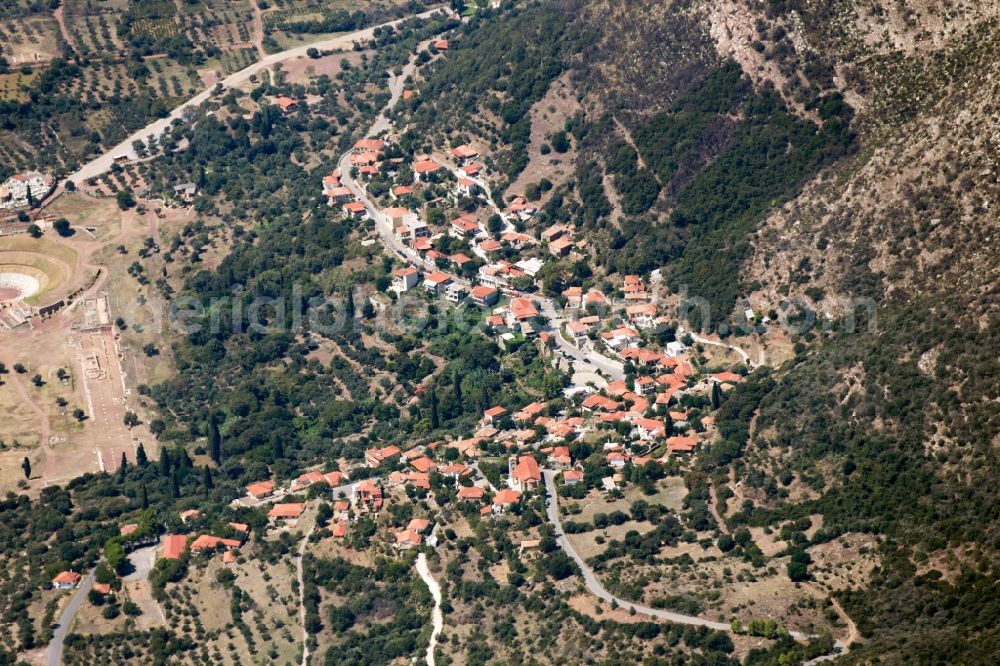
[
  {"x1": 38, "y1": 32, "x2": 766, "y2": 651},
  {"x1": 0, "y1": 5, "x2": 886, "y2": 665},
  {"x1": 46, "y1": 41, "x2": 761, "y2": 646}
]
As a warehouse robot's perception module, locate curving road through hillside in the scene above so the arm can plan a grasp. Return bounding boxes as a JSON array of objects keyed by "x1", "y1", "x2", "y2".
[
  {"x1": 541, "y1": 470, "x2": 732, "y2": 631},
  {"x1": 542, "y1": 470, "x2": 847, "y2": 661},
  {"x1": 45, "y1": 569, "x2": 95, "y2": 666},
  {"x1": 60, "y1": 7, "x2": 450, "y2": 189}
]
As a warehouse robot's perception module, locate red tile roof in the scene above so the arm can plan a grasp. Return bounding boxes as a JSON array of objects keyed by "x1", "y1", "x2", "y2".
[
  {"x1": 268, "y1": 503, "x2": 306, "y2": 519},
  {"x1": 424, "y1": 271, "x2": 452, "y2": 285},
  {"x1": 458, "y1": 486, "x2": 486, "y2": 500},
  {"x1": 354, "y1": 138, "x2": 385, "y2": 152},
  {"x1": 451, "y1": 144, "x2": 477, "y2": 159},
  {"x1": 510, "y1": 297, "x2": 539, "y2": 320},
  {"x1": 471, "y1": 285, "x2": 497, "y2": 299},
  {"x1": 162, "y1": 534, "x2": 188, "y2": 560},
  {"x1": 246, "y1": 480, "x2": 274, "y2": 497},
  {"x1": 190, "y1": 535, "x2": 243, "y2": 551},
  {"x1": 512, "y1": 455, "x2": 541, "y2": 484},
  {"x1": 52, "y1": 571, "x2": 81, "y2": 585},
  {"x1": 413, "y1": 159, "x2": 444, "y2": 174},
  {"x1": 493, "y1": 489, "x2": 522, "y2": 506},
  {"x1": 409, "y1": 456, "x2": 437, "y2": 473}
]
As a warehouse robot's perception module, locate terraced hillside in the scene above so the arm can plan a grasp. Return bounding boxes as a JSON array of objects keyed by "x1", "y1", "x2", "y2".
[{"x1": 0, "y1": 0, "x2": 439, "y2": 179}]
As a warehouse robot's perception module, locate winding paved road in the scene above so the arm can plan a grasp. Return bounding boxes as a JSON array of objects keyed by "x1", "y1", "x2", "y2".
[
  {"x1": 415, "y1": 553, "x2": 443, "y2": 666},
  {"x1": 541, "y1": 470, "x2": 731, "y2": 631},
  {"x1": 541, "y1": 470, "x2": 847, "y2": 659},
  {"x1": 45, "y1": 569, "x2": 94, "y2": 666},
  {"x1": 61, "y1": 7, "x2": 450, "y2": 188}
]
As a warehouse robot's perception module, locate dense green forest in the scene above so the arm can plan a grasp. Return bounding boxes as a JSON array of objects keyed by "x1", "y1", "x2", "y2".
[
  {"x1": 569, "y1": 62, "x2": 856, "y2": 325},
  {"x1": 404, "y1": 3, "x2": 581, "y2": 189}
]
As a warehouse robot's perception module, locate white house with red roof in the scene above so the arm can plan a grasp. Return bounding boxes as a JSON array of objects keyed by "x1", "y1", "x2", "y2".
[
  {"x1": 457, "y1": 177, "x2": 478, "y2": 197},
  {"x1": 601, "y1": 326, "x2": 641, "y2": 352},
  {"x1": 626, "y1": 302, "x2": 659, "y2": 329},
  {"x1": 469, "y1": 284, "x2": 499, "y2": 307},
  {"x1": 412, "y1": 158, "x2": 445, "y2": 181},
  {"x1": 492, "y1": 488, "x2": 522, "y2": 514},
  {"x1": 632, "y1": 417, "x2": 667, "y2": 441},
  {"x1": 365, "y1": 445, "x2": 401, "y2": 468},
  {"x1": 246, "y1": 480, "x2": 275, "y2": 500},
  {"x1": 52, "y1": 571, "x2": 81, "y2": 590},
  {"x1": 450, "y1": 213, "x2": 479, "y2": 237},
  {"x1": 451, "y1": 144, "x2": 479, "y2": 164},
  {"x1": 423, "y1": 271, "x2": 453, "y2": 295},
  {"x1": 394, "y1": 266, "x2": 420, "y2": 292},
  {"x1": 509, "y1": 454, "x2": 542, "y2": 491},
  {"x1": 458, "y1": 163, "x2": 482, "y2": 178},
  {"x1": 343, "y1": 200, "x2": 368, "y2": 220}
]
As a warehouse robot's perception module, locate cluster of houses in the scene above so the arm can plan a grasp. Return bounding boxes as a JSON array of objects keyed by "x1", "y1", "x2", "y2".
[
  {"x1": 335, "y1": 141, "x2": 712, "y2": 388},
  {"x1": 57, "y1": 349, "x2": 742, "y2": 585},
  {"x1": 319, "y1": 134, "x2": 593, "y2": 314}
]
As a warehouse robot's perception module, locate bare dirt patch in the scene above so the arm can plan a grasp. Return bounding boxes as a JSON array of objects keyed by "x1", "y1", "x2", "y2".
[
  {"x1": 282, "y1": 49, "x2": 364, "y2": 84},
  {"x1": 504, "y1": 72, "x2": 580, "y2": 202}
]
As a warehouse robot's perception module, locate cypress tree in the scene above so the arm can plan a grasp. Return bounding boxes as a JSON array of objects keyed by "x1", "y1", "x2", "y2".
[
  {"x1": 272, "y1": 435, "x2": 284, "y2": 461},
  {"x1": 171, "y1": 471, "x2": 180, "y2": 498},
  {"x1": 140, "y1": 483, "x2": 149, "y2": 509},
  {"x1": 209, "y1": 416, "x2": 222, "y2": 464},
  {"x1": 711, "y1": 381, "x2": 722, "y2": 410},
  {"x1": 430, "y1": 389, "x2": 440, "y2": 429},
  {"x1": 136, "y1": 442, "x2": 148, "y2": 467},
  {"x1": 453, "y1": 371, "x2": 462, "y2": 404},
  {"x1": 160, "y1": 448, "x2": 171, "y2": 477},
  {"x1": 21, "y1": 456, "x2": 30, "y2": 480},
  {"x1": 202, "y1": 466, "x2": 213, "y2": 491},
  {"x1": 118, "y1": 452, "x2": 128, "y2": 482},
  {"x1": 346, "y1": 284, "x2": 356, "y2": 319}
]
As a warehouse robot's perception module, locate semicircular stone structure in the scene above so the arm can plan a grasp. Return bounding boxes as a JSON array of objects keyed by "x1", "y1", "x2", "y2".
[{"x1": 0, "y1": 271, "x2": 42, "y2": 302}]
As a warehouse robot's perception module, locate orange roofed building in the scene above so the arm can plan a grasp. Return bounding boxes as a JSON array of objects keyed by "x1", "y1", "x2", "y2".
[
  {"x1": 275, "y1": 96, "x2": 298, "y2": 112},
  {"x1": 161, "y1": 534, "x2": 188, "y2": 560},
  {"x1": 52, "y1": 571, "x2": 81, "y2": 589},
  {"x1": 458, "y1": 486, "x2": 486, "y2": 501},
  {"x1": 190, "y1": 535, "x2": 242, "y2": 553},
  {"x1": 246, "y1": 480, "x2": 274, "y2": 500},
  {"x1": 268, "y1": 503, "x2": 306, "y2": 523},
  {"x1": 509, "y1": 455, "x2": 541, "y2": 491},
  {"x1": 354, "y1": 479, "x2": 384, "y2": 512},
  {"x1": 492, "y1": 488, "x2": 522, "y2": 514},
  {"x1": 667, "y1": 436, "x2": 698, "y2": 454},
  {"x1": 365, "y1": 445, "x2": 401, "y2": 468}
]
